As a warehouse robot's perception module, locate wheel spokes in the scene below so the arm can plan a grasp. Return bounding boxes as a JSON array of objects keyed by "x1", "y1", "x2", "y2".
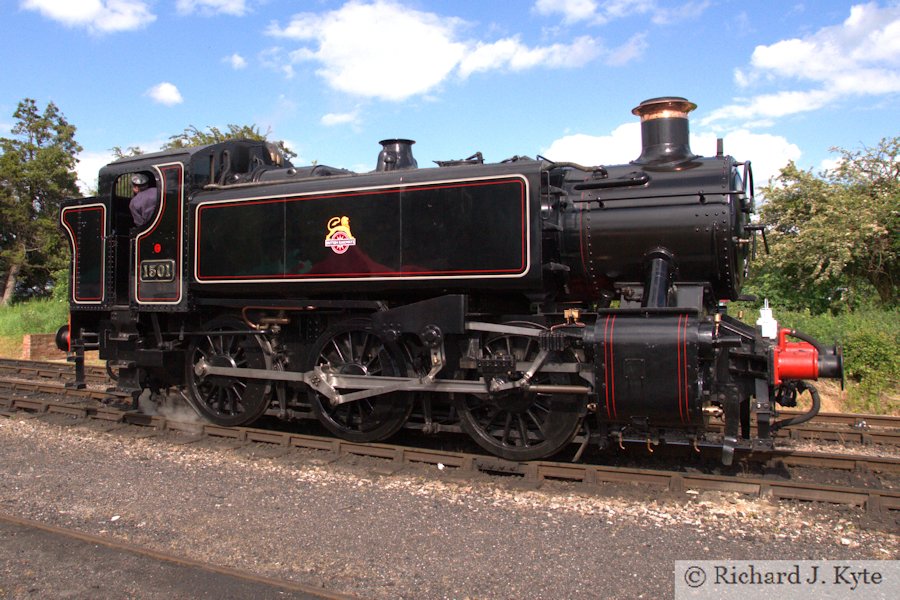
[
  {"x1": 186, "y1": 319, "x2": 271, "y2": 426},
  {"x1": 526, "y1": 408, "x2": 547, "y2": 438},
  {"x1": 457, "y1": 326, "x2": 584, "y2": 461},
  {"x1": 517, "y1": 415, "x2": 530, "y2": 447},
  {"x1": 501, "y1": 412, "x2": 514, "y2": 445},
  {"x1": 307, "y1": 323, "x2": 411, "y2": 442}
]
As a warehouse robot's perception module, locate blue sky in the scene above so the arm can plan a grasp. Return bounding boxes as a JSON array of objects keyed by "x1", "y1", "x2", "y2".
[{"x1": 2, "y1": 0, "x2": 899, "y2": 194}]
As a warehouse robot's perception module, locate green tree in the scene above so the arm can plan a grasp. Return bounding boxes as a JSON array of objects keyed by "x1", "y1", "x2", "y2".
[
  {"x1": 749, "y1": 138, "x2": 899, "y2": 312},
  {"x1": 163, "y1": 124, "x2": 297, "y2": 160},
  {"x1": 0, "y1": 99, "x2": 81, "y2": 305},
  {"x1": 110, "y1": 145, "x2": 144, "y2": 159},
  {"x1": 828, "y1": 137, "x2": 899, "y2": 304}
]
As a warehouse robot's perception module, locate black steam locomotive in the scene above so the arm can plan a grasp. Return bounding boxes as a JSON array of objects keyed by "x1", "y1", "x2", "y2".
[{"x1": 58, "y1": 97, "x2": 842, "y2": 463}]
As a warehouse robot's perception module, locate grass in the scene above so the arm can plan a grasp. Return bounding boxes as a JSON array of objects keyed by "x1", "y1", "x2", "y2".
[
  {"x1": 0, "y1": 299, "x2": 68, "y2": 361},
  {"x1": 0, "y1": 299, "x2": 69, "y2": 336}
]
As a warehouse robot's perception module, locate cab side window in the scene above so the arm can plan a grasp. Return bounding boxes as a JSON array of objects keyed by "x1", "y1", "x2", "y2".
[{"x1": 113, "y1": 172, "x2": 158, "y2": 231}]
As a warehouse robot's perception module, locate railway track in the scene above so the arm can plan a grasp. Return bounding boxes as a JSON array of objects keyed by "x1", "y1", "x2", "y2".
[
  {"x1": 0, "y1": 357, "x2": 110, "y2": 386},
  {"x1": 0, "y1": 513, "x2": 354, "y2": 600},
  {"x1": 2, "y1": 357, "x2": 897, "y2": 445},
  {"x1": 1, "y1": 374, "x2": 898, "y2": 514}
]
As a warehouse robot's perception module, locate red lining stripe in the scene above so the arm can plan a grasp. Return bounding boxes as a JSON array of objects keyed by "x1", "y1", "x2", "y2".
[
  {"x1": 195, "y1": 177, "x2": 527, "y2": 281},
  {"x1": 61, "y1": 206, "x2": 105, "y2": 302},
  {"x1": 683, "y1": 315, "x2": 690, "y2": 421},
  {"x1": 136, "y1": 164, "x2": 183, "y2": 303},
  {"x1": 603, "y1": 315, "x2": 611, "y2": 418},
  {"x1": 677, "y1": 314, "x2": 685, "y2": 423},
  {"x1": 610, "y1": 315, "x2": 617, "y2": 419},
  {"x1": 603, "y1": 314, "x2": 617, "y2": 420},
  {"x1": 678, "y1": 314, "x2": 690, "y2": 423},
  {"x1": 684, "y1": 314, "x2": 689, "y2": 422}
]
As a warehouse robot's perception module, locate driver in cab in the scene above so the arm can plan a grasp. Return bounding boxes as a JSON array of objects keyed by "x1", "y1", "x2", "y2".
[{"x1": 129, "y1": 173, "x2": 157, "y2": 228}]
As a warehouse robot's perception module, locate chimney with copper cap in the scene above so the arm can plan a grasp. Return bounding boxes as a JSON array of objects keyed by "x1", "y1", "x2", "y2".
[{"x1": 631, "y1": 97, "x2": 698, "y2": 169}]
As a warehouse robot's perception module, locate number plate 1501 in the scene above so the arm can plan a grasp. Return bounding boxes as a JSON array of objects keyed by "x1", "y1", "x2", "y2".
[{"x1": 140, "y1": 259, "x2": 176, "y2": 282}]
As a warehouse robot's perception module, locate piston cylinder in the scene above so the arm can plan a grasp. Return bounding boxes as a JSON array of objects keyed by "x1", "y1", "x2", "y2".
[{"x1": 586, "y1": 314, "x2": 704, "y2": 426}]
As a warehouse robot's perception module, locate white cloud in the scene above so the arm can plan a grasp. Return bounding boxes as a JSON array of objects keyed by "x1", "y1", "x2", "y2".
[
  {"x1": 700, "y1": 89, "x2": 834, "y2": 125},
  {"x1": 146, "y1": 82, "x2": 184, "y2": 106},
  {"x1": 705, "y1": 3, "x2": 900, "y2": 126},
  {"x1": 600, "y1": 0, "x2": 655, "y2": 22},
  {"x1": 259, "y1": 47, "x2": 295, "y2": 79},
  {"x1": 21, "y1": 0, "x2": 155, "y2": 33},
  {"x1": 225, "y1": 53, "x2": 247, "y2": 69},
  {"x1": 459, "y1": 35, "x2": 601, "y2": 77},
  {"x1": 818, "y1": 157, "x2": 843, "y2": 175},
  {"x1": 76, "y1": 137, "x2": 175, "y2": 194},
  {"x1": 321, "y1": 111, "x2": 360, "y2": 126},
  {"x1": 267, "y1": 1, "x2": 613, "y2": 101},
  {"x1": 542, "y1": 122, "x2": 642, "y2": 166},
  {"x1": 650, "y1": 0, "x2": 711, "y2": 26},
  {"x1": 268, "y1": 1, "x2": 466, "y2": 101},
  {"x1": 175, "y1": 0, "x2": 249, "y2": 16},
  {"x1": 534, "y1": 0, "x2": 706, "y2": 26},
  {"x1": 75, "y1": 150, "x2": 115, "y2": 195},
  {"x1": 534, "y1": 0, "x2": 599, "y2": 24},
  {"x1": 605, "y1": 32, "x2": 647, "y2": 66},
  {"x1": 542, "y1": 122, "x2": 799, "y2": 188},
  {"x1": 694, "y1": 129, "x2": 801, "y2": 188}
]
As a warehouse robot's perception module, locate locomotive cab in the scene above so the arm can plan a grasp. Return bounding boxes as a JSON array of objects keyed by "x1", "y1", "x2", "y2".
[
  {"x1": 109, "y1": 170, "x2": 158, "y2": 301},
  {"x1": 60, "y1": 140, "x2": 292, "y2": 392}
]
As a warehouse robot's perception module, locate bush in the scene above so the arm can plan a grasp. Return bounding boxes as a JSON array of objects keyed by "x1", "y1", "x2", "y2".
[
  {"x1": 734, "y1": 304, "x2": 898, "y2": 413},
  {"x1": 0, "y1": 298, "x2": 69, "y2": 337},
  {"x1": 841, "y1": 319, "x2": 899, "y2": 413}
]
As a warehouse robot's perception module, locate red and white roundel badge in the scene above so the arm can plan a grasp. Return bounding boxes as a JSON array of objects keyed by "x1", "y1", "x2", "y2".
[{"x1": 324, "y1": 216, "x2": 357, "y2": 255}]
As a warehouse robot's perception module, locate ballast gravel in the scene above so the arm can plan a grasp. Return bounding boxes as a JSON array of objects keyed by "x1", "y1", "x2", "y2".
[{"x1": 0, "y1": 416, "x2": 897, "y2": 599}]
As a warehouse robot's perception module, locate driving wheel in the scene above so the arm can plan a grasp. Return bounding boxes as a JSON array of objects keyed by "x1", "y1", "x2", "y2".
[
  {"x1": 185, "y1": 316, "x2": 272, "y2": 426},
  {"x1": 306, "y1": 320, "x2": 412, "y2": 442},
  {"x1": 456, "y1": 324, "x2": 585, "y2": 461}
]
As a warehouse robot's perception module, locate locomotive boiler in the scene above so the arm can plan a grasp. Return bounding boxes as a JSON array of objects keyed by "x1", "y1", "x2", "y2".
[{"x1": 58, "y1": 96, "x2": 843, "y2": 463}]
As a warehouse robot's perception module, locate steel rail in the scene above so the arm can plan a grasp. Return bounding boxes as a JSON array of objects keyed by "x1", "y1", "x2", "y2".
[
  {"x1": 705, "y1": 421, "x2": 900, "y2": 446},
  {"x1": 0, "y1": 357, "x2": 109, "y2": 385},
  {"x1": 778, "y1": 409, "x2": 899, "y2": 429},
  {"x1": 0, "y1": 513, "x2": 356, "y2": 600}
]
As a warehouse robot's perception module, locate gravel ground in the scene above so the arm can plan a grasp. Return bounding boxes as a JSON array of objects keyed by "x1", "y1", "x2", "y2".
[{"x1": 0, "y1": 415, "x2": 897, "y2": 599}]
